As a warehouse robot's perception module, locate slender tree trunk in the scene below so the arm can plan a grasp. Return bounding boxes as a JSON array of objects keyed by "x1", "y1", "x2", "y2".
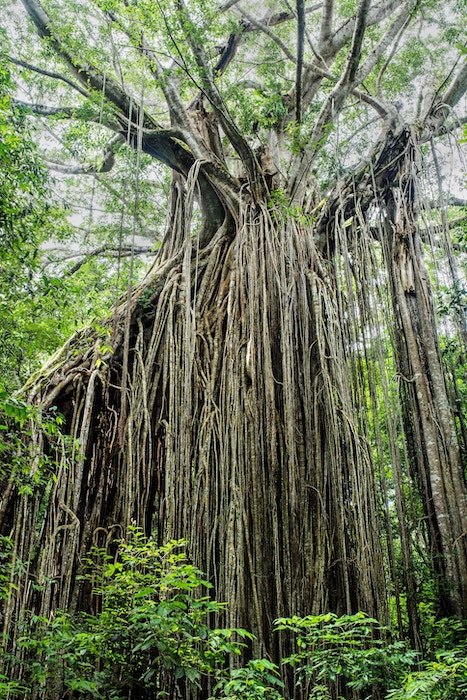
[{"x1": 381, "y1": 135, "x2": 467, "y2": 617}]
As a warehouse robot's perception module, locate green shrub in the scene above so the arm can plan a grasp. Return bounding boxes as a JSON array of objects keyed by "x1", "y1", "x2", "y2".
[
  {"x1": 209, "y1": 658, "x2": 285, "y2": 699},
  {"x1": 0, "y1": 674, "x2": 27, "y2": 699},
  {"x1": 275, "y1": 612, "x2": 418, "y2": 699},
  {"x1": 12, "y1": 534, "x2": 467, "y2": 700},
  {"x1": 386, "y1": 651, "x2": 467, "y2": 700},
  {"x1": 19, "y1": 529, "x2": 252, "y2": 699}
]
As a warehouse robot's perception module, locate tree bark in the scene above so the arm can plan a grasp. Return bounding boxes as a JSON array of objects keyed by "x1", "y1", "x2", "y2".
[
  {"x1": 1, "y1": 180, "x2": 389, "y2": 690},
  {"x1": 381, "y1": 133, "x2": 467, "y2": 617}
]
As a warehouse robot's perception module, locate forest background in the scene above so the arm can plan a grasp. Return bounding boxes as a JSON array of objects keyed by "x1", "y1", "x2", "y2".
[{"x1": 1, "y1": 0, "x2": 467, "y2": 698}]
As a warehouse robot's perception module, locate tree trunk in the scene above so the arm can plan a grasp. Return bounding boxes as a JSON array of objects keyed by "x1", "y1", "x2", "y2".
[
  {"x1": 381, "y1": 133, "x2": 467, "y2": 617},
  {"x1": 1, "y1": 177, "x2": 388, "y2": 676},
  {"x1": 2, "y1": 124, "x2": 467, "y2": 699}
]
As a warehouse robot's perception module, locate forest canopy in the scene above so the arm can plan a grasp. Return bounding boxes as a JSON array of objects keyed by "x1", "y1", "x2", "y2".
[{"x1": 0, "y1": 0, "x2": 467, "y2": 698}]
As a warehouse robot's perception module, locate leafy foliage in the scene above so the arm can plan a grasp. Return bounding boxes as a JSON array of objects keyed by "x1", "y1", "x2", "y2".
[
  {"x1": 12, "y1": 564, "x2": 467, "y2": 700},
  {"x1": 276, "y1": 612, "x2": 418, "y2": 698},
  {"x1": 0, "y1": 54, "x2": 110, "y2": 391},
  {"x1": 209, "y1": 658, "x2": 285, "y2": 700},
  {"x1": 0, "y1": 675, "x2": 27, "y2": 700},
  {"x1": 0, "y1": 55, "x2": 56, "y2": 390},
  {"x1": 0, "y1": 393, "x2": 67, "y2": 498},
  {"x1": 387, "y1": 651, "x2": 467, "y2": 700},
  {"x1": 18, "y1": 530, "x2": 253, "y2": 699}
]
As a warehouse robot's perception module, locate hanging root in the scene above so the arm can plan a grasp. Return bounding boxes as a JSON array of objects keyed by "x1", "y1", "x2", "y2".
[
  {"x1": 6, "y1": 136, "x2": 467, "y2": 696},
  {"x1": 0, "y1": 186, "x2": 390, "y2": 682}
]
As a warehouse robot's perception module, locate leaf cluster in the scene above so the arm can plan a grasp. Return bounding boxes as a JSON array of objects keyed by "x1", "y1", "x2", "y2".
[
  {"x1": 386, "y1": 651, "x2": 467, "y2": 700},
  {"x1": 209, "y1": 658, "x2": 285, "y2": 700},
  {"x1": 0, "y1": 54, "x2": 155, "y2": 392},
  {"x1": 0, "y1": 393, "x2": 67, "y2": 496},
  {"x1": 276, "y1": 612, "x2": 418, "y2": 697},
  {"x1": 18, "y1": 529, "x2": 255, "y2": 699}
]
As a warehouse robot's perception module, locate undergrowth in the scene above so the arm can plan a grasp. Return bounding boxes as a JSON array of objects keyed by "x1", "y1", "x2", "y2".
[{"x1": 0, "y1": 529, "x2": 466, "y2": 699}]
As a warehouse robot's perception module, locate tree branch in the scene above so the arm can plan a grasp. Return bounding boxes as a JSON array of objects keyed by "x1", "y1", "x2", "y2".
[
  {"x1": 214, "y1": 4, "x2": 323, "y2": 84},
  {"x1": 319, "y1": 0, "x2": 334, "y2": 46},
  {"x1": 5, "y1": 55, "x2": 90, "y2": 98},
  {"x1": 296, "y1": 0, "x2": 372, "y2": 174},
  {"x1": 213, "y1": 4, "x2": 322, "y2": 81},
  {"x1": 234, "y1": 5, "x2": 297, "y2": 63},
  {"x1": 46, "y1": 133, "x2": 124, "y2": 174},
  {"x1": 235, "y1": 3, "x2": 323, "y2": 32},
  {"x1": 13, "y1": 101, "x2": 79, "y2": 118},
  {"x1": 429, "y1": 197, "x2": 467, "y2": 209},
  {"x1": 19, "y1": 0, "x2": 158, "y2": 132},
  {"x1": 176, "y1": 0, "x2": 263, "y2": 197},
  {"x1": 443, "y1": 60, "x2": 467, "y2": 108},
  {"x1": 356, "y1": 1, "x2": 414, "y2": 86},
  {"x1": 287, "y1": 0, "x2": 413, "y2": 198},
  {"x1": 423, "y1": 61, "x2": 467, "y2": 136},
  {"x1": 420, "y1": 115, "x2": 467, "y2": 142},
  {"x1": 213, "y1": 32, "x2": 243, "y2": 75},
  {"x1": 299, "y1": 0, "x2": 405, "y2": 125},
  {"x1": 449, "y1": 197, "x2": 467, "y2": 207},
  {"x1": 64, "y1": 245, "x2": 155, "y2": 275},
  {"x1": 376, "y1": 14, "x2": 409, "y2": 98},
  {"x1": 13, "y1": 99, "x2": 123, "y2": 130},
  {"x1": 101, "y1": 4, "x2": 240, "y2": 241},
  {"x1": 16, "y1": 0, "x2": 228, "y2": 181},
  {"x1": 329, "y1": 0, "x2": 405, "y2": 57},
  {"x1": 296, "y1": 0, "x2": 306, "y2": 122},
  {"x1": 351, "y1": 87, "x2": 391, "y2": 118},
  {"x1": 102, "y1": 9, "x2": 211, "y2": 163},
  {"x1": 219, "y1": 0, "x2": 242, "y2": 10},
  {"x1": 340, "y1": 0, "x2": 372, "y2": 87}
]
